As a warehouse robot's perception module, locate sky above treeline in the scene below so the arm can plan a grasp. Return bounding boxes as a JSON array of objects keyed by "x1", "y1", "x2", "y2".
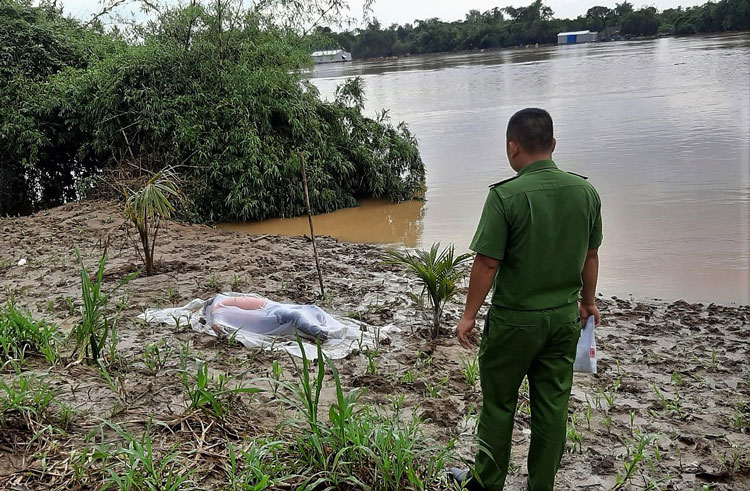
[{"x1": 60, "y1": 0, "x2": 708, "y2": 26}]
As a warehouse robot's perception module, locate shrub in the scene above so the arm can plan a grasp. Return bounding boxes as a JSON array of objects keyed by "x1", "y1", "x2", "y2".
[{"x1": 0, "y1": 1, "x2": 425, "y2": 221}]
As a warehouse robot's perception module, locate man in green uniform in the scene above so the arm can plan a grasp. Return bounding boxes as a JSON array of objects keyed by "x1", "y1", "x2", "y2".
[{"x1": 451, "y1": 108, "x2": 602, "y2": 490}]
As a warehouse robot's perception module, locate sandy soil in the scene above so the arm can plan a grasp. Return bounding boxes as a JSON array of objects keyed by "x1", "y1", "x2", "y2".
[{"x1": 1, "y1": 200, "x2": 748, "y2": 490}]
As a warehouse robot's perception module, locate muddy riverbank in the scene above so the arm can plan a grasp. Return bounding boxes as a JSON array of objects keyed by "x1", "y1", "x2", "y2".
[{"x1": 1, "y1": 200, "x2": 748, "y2": 489}]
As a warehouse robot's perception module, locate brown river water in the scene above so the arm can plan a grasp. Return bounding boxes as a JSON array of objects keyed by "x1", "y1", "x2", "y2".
[{"x1": 221, "y1": 33, "x2": 750, "y2": 305}]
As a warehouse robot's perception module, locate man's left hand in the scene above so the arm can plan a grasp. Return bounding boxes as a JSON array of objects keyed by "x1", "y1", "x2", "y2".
[{"x1": 457, "y1": 315, "x2": 477, "y2": 348}]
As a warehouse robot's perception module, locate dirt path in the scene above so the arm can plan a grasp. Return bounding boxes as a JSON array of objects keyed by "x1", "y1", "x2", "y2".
[{"x1": 1, "y1": 200, "x2": 748, "y2": 489}]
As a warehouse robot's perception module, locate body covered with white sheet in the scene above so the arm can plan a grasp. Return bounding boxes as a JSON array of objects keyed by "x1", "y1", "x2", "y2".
[{"x1": 203, "y1": 294, "x2": 347, "y2": 341}]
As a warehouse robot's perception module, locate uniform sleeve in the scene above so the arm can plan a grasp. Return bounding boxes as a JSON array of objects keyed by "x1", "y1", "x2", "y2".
[
  {"x1": 470, "y1": 189, "x2": 508, "y2": 260},
  {"x1": 588, "y1": 189, "x2": 603, "y2": 249}
]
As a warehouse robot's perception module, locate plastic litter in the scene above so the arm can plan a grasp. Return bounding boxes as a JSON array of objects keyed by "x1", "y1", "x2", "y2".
[{"x1": 573, "y1": 315, "x2": 597, "y2": 373}]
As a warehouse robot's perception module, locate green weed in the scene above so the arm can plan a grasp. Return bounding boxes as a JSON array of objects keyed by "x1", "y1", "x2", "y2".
[
  {"x1": 0, "y1": 302, "x2": 59, "y2": 368},
  {"x1": 401, "y1": 370, "x2": 417, "y2": 384},
  {"x1": 598, "y1": 380, "x2": 619, "y2": 411},
  {"x1": 225, "y1": 439, "x2": 284, "y2": 490},
  {"x1": 0, "y1": 375, "x2": 58, "y2": 430},
  {"x1": 230, "y1": 274, "x2": 246, "y2": 292},
  {"x1": 731, "y1": 400, "x2": 749, "y2": 432},
  {"x1": 717, "y1": 445, "x2": 750, "y2": 475},
  {"x1": 364, "y1": 347, "x2": 379, "y2": 375},
  {"x1": 270, "y1": 359, "x2": 283, "y2": 396},
  {"x1": 425, "y1": 376, "x2": 447, "y2": 398},
  {"x1": 652, "y1": 383, "x2": 683, "y2": 419},
  {"x1": 462, "y1": 356, "x2": 479, "y2": 388},
  {"x1": 612, "y1": 433, "x2": 650, "y2": 490},
  {"x1": 281, "y1": 338, "x2": 454, "y2": 488},
  {"x1": 70, "y1": 250, "x2": 136, "y2": 365},
  {"x1": 102, "y1": 421, "x2": 195, "y2": 490},
  {"x1": 179, "y1": 348, "x2": 261, "y2": 418},
  {"x1": 566, "y1": 413, "x2": 583, "y2": 453},
  {"x1": 415, "y1": 351, "x2": 433, "y2": 368},
  {"x1": 143, "y1": 339, "x2": 171, "y2": 375}
]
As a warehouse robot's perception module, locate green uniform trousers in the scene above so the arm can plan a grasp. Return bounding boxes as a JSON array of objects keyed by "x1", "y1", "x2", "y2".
[{"x1": 474, "y1": 303, "x2": 581, "y2": 491}]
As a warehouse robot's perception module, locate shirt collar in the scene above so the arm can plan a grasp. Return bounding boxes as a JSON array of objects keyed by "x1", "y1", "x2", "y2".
[{"x1": 517, "y1": 159, "x2": 557, "y2": 176}]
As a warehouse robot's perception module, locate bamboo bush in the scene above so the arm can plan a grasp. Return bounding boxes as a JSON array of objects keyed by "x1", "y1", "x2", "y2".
[
  {"x1": 386, "y1": 243, "x2": 472, "y2": 338},
  {"x1": 0, "y1": 0, "x2": 425, "y2": 221}
]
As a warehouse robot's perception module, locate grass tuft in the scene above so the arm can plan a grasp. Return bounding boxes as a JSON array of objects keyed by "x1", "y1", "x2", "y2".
[{"x1": 0, "y1": 302, "x2": 59, "y2": 369}]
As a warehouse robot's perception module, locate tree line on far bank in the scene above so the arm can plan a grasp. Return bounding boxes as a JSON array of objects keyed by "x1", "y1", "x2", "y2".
[
  {"x1": 311, "y1": 0, "x2": 750, "y2": 59},
  {"x1": 0, "y1": 0, "x2": 424, "y2": 220}
]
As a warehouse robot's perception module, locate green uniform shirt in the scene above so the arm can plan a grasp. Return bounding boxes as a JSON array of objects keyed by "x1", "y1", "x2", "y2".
[{"x1": 470, "y1": 160, "x2": 602, "y2": 311}]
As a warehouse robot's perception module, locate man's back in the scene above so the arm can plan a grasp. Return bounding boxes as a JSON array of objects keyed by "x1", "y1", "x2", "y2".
[{"x1": 470, "y1": 159, "x2": 602, "y2": 310}]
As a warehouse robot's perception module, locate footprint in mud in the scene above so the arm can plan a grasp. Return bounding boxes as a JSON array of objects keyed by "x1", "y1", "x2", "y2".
[
  {"x1": 352, "y1": 374, "x2": 395, "y2": 394},
  {"x1": 419, "y1": 398, "x2": 461, "y2": 428}
]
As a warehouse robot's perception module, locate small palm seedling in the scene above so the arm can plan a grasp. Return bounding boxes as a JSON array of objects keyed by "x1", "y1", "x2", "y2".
[
  {"x1": 386, "y1": 243, "x2": 472, "y2": 338},
  {"x1": 71, "y1": 251, "x2": 136, "y2": 365},
  {"x1": 124, "y1": 167, "x2": 180, "y2": 277}
]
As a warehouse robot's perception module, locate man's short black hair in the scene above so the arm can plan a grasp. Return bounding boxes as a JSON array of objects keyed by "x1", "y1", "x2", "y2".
[{"x1": 506, "y1": 108, "x2": 554, "y2": 153}]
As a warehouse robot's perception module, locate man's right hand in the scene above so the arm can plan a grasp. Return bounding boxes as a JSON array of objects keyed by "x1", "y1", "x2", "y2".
[
  {"x1": 457, "y1": 315, "x2": 478, "y2": 348},
  {"x1": 579, "y1": 302, "x2": 600, "y2": 327}
]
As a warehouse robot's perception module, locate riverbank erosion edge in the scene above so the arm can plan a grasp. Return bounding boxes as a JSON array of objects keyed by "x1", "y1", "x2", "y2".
[{"x1": 1, "y1": 200, "x2": 748, "y2": 489}]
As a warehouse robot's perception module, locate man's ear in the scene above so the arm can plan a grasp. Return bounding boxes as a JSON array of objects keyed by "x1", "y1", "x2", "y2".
[
  {"x1": 507, "y1": 140, "x2": 519, "y2": 159},
  {"x1": 550, "y1": 137, "x2": 557, "y2": 154}
]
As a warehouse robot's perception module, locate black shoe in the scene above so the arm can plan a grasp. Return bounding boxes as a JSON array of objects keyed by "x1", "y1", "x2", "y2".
[{"x1": 447, "y1": 468, "x2": 486, "y2": 490}]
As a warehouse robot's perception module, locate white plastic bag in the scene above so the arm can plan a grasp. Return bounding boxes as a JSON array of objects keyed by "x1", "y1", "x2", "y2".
[{"x1": 573, "y1": 316, "x2": 597, "y2": 373}]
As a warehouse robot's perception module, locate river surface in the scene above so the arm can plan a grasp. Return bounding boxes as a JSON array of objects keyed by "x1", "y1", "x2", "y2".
[{"x1": 222, "y1": 34, "x2": 750, "y2": 305}]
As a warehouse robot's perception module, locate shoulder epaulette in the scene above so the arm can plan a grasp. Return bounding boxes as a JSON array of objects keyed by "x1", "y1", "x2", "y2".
[
  {"x1": 489, "y1": 176, "x2": 518, "y2": 188},
  {"x1": 567, "y1": 171, "x2": 588, "y2": 180}
]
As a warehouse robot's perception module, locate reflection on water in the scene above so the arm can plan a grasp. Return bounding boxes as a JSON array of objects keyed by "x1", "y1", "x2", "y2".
[
  {"x1": 229, "y1": 34, "x2": 750, "y2": 305},
  {"x1": 220, "y1": 199, "x2": 425, "y2": 247},
  {"x1": 310, "y1": 45, "x2": 558, "y2": 77}
]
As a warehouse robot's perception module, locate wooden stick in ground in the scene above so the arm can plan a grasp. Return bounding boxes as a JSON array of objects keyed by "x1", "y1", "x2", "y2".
[{"x1": 298, "y1": 152, "x2": 325, "y2": 297}]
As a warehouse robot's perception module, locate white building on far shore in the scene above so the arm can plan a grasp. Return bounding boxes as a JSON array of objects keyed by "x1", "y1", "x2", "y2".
[
  {"x1": 311, "y1": 49, "x2": 352, "y2": 64},
  {"x1": 557, "y1": 31, "x2": 598, "y2": 44}
]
